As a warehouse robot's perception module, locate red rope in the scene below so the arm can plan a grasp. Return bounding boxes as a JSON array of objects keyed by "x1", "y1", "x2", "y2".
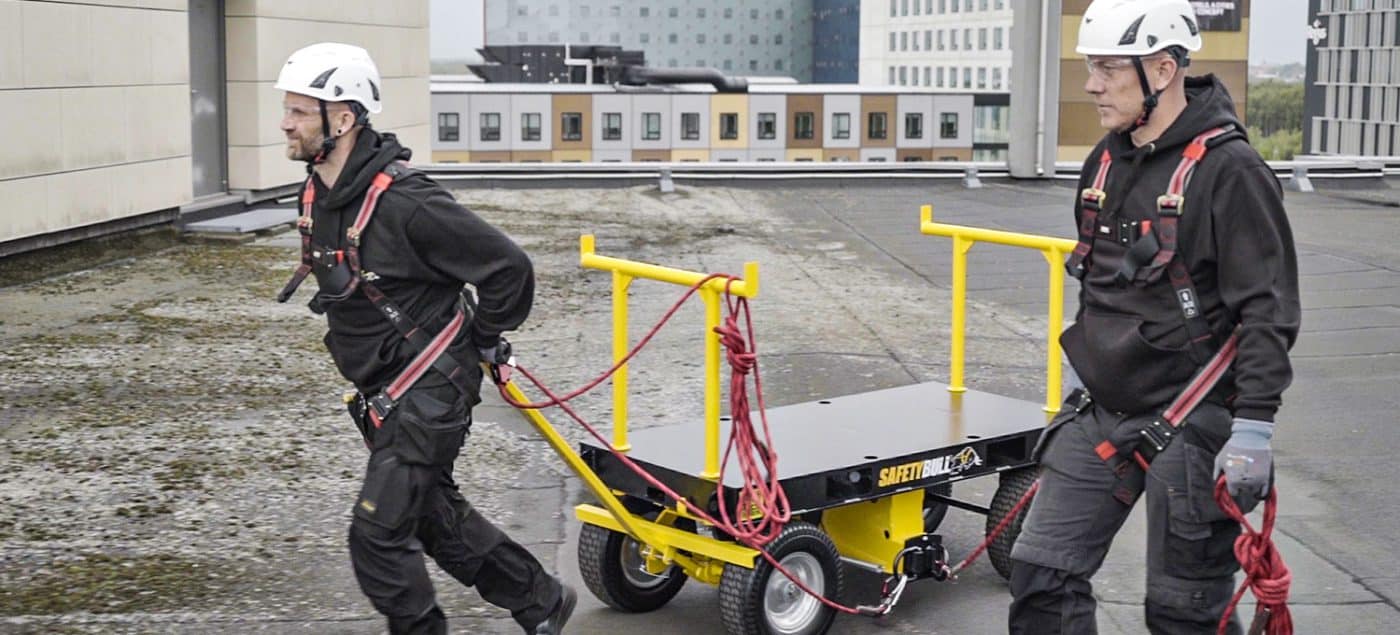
[{"x1": 1214, "y1": 478, "x2": 1293, "y2": 635}]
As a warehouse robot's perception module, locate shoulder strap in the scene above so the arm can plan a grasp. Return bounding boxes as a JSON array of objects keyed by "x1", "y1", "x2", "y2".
[
  {"x1": 276, "y1": 176, "x2": 318, "y2": 303},
  {"x1": 1065, "y1": 148, "x2": 1113, "y2": 280}
]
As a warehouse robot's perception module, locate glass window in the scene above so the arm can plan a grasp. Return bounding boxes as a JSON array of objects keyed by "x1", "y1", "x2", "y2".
[
  {"x1": 751, "y1": 8, "x2": 759, "y2": 18},
  {"x1": 749, "y1": 60, "x2": 758, "y2": 71},
  {"x1": 562, "y1": 112, "x2": 583, "y2": 141},
  {"x1": 924, "y1": 66, "x2": 931, "y2": 85},
  {"x1": 681, "y1": 112, "x2": 701, "y2": 140},
  {"x1": 937, "y1": 67, "x2": 945, "y2": 87},
  {"x1": 901, "y1": 0, "x2": 909, "y2": 15},
  {"x1": 640, "y1": 33, "x2": 649, "y2": 43},
  {"x1": 905, "y1": 113, "x2": 923, "y2": 139},
  {"x1": 724, "y1": 33, "x2": 733, "y2": 44},
  {"x1": 480, "y1": 112, "x2": 500, "y2": 141},
  {"x1": 833, "y1": 113, "x2": 851, "y2": 139},
  {"x1": 964, "y1": 67, "x2": 972, "y2": 88},
  {"x1": 775, "y1": 34, "x2": 783, "y2": 45},
  {"x1": 521, "y1": 113, "x2": 541, "y2": 141},
  {"x1": 978, "y1": 67, "x2": 987, "y2": 89},
  {"x1": 868, "y1": 112, "x2": 888, "y2": 139},
  {"x1": 758, "y1": 112, "x2": 777, "y2": 139},
  {"x1": 940, "y1": 112, "x2": 959, "y2": 139},
  {"x1": 890, "y1": 0, "x2": 897, "y2": 16},
  {"x1": 720, "y1": 113, "x2": 740, "y2": 140},
  {"x1": 775, "y1": 59, "x2": 784, "y2": 71},
  {"x1": 994, "y1": 27, "x2": 1003, "y2": 50},
  {"x1": 752, "y1": 34, "x2": 761, "y2": 45},
  {"x1": 603, "y1": 112, "x2": 622, "y2": 140},
  {"x1": 610, "y1": 32, "x2": 620, "y2": 43},
  {"x1": 795, "y1": 112, "x2": 815, "y2": 139},
  {"x1": 776, "y1": 8, "x2": 784, "y2": 19},
  {"x1": 669, "y1": 7, "x2": 678, "y2": 17},
  {"x1": 579, "y1": 31, "x2": 589, "y2": 43},
  {"x1": 889, "y1": 66, "x2": 897, "y2": 84},
  {"x1": 724, "y1": 59, "x2": 733, "y2": 70},
  {"x1": 549, "y1": 5, "x2": 559, "y2": 16},
  {"x1": 890, "y1": 32, "x2": 897, "y2": 51},
  {"x1": 698, "y1": 7, "x2": 706, "y2": 17},
  {"x1": 938, "y1": 30, "x2": 945, "y2": 50},
  {"x1": 518, "y1": 32, "x2": 528, "y2": 43},
  {"x1": 698, "y1": 34, "x2": 706, "y2": 44},
  {"x1": 437, "y1": 112, "x2": 459, "y2": 142},
  {"x1": 669, "y1": 33, "x2": 678, "y2": 43},
  {"x1": 979, "y1": 28, "x2": 987, "y2": 50},
  {"x1": 940, "y1": 0, "x2": 947, "y2": 11},
  {"x1": 925, "y1": 30, "x2": 932, "y2": 50},
  {"x1": 951, "y1": 29, "x2": 958, "y2": 50},
  {"x1": 899, "y1": 66, "x2": 908, "y2": 85},
  {"x1": 610, "y1": 5, "x2": 621, "y2": 16},
  {"x1": 517, "y1": 5, "x2": 528, "y2": 16},
  {"x1": 901, "y1": 32, "x2": 908, "y2": 51},
  {"x1": 993, "y1": 67, "x2": 1003, "y2": 89},
  {"x1": 951, "y1": 0, "x2": 958, "y2": 11},
  {"x1": 580, "y1": 5, "x2": 590, "y2": 17},
  {"x1": 724, "y1": 8, "x2": 732, "y2": 18},
  {"x1": 640, "y1": 7, "x2": 649, "y2": 16}
]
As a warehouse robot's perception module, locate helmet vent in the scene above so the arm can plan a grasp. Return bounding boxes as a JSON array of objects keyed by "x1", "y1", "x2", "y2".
[
  {"x1": 1181, "y1": 14, "x2": 1199, "y2": 36},
  {"x1": 309, "y1": 68, "x2": 337, "y2": 89},
  {"x1": 334, "y1": 85, "x2": 344, "y2": 96},
  {"x1": 368, "y1": 79, "x2": 380, "y2": 101},
  {"x1": 1147, "y1": 35, "x2": 1158, "y2": 47},
  {"x1": 1119, "y1": 14, "x2": 1145, "y2": 45}
]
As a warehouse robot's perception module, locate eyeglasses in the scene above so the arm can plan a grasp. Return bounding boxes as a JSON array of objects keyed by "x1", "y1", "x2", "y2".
[{"x1": 1084, "y1": 57, "x2": 1137, "y2": 79}]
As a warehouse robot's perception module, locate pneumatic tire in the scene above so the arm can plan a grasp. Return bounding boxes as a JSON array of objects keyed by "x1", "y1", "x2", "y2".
[
  {"x1": 578, "y1": 522, "x2": 688, "y2": 613},
  {"x1": 718, "y1": 521, "x2": 843, "y2": 635},
  {"x1": 986, "y1": 467, "x2": 1039, "y2": 581}
]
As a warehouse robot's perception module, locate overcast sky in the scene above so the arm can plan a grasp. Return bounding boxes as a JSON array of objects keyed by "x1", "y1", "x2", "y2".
[{"x1": 430, "y1": 0, "x2": 1309, "y2": 65}]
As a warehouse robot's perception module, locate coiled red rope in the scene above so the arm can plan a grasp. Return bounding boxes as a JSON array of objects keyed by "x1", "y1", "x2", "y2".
[{"x1": 1215, "y1": 478, "x2": 1293, "y2": 635}]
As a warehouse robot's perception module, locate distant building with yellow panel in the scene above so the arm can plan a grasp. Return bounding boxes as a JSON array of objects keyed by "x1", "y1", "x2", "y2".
[{"x1": 1056, "y1": 0, "x2": 1252, "y2": 163}]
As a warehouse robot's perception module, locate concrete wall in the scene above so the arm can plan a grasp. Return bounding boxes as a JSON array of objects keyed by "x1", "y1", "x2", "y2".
[
  {"x1": 224, "y1": 0, "x2": 430, "y2": 189},
  {"x1": 1, "y1": 0, "x2": 192, "y2": 245}
]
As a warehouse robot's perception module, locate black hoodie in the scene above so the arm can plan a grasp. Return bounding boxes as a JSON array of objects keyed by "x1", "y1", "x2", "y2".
[
  {"x1": 1060, "y1": 75, "x2": 1300, "y2": 422},
  {"x1": 305, "y1": 130, "x2": 534, "y2": 398}
]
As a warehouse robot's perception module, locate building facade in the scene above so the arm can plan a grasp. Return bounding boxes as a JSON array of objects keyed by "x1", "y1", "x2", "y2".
[
  {"x1": 484, "y1": 1, "x2": 815, "y2": 81},
  {"x1": 1, "y1": 0, "x2": 430, "y2": 254},
  {"x1": 814, "y1": 0, "x2": 862, "y2": 83},
  {"x1": 1303, "y1": 0, "x2": 1399, "y2": 156},
  {"x1": 1057, "y1": 0, "x2": 1252, "y2": 161},
  {"x1": 858, "y1": 0, "x2": 1014, "y2": 92},
  {"x1": 429, "y1": 83, "x2": 976, "y2": 163}
]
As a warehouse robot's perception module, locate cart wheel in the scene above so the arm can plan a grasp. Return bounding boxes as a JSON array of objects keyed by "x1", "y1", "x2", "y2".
[
  {"x1": 718, "y1": 522, "x2": 843, "y2": 635},
  {"x1": 578, "y1": 522, "x2": 688, "y2": 613},
  {"x1": 986, "y1": 467, "x2": 1039, "y2": 581},
  {"x1": 922, "y1": 482, "x2": 953, "y2": 533}
]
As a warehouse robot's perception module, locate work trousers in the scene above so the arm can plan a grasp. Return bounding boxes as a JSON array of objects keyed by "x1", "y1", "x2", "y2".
[
  {"x1": 347, "y1": 380, "x2": 559, "y2": 634},
  {"x1": 1008, "y1": 398, "x2": 1245, "y2": 635}
]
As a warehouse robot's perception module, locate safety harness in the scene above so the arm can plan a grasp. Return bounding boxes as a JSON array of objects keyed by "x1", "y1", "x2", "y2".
[
  {"x1": 277, "y1": 162, "x2": 472, "y2": 428},
  {"x1": 1064, "y1": 125, "x2": 1245, "y2": 478}
]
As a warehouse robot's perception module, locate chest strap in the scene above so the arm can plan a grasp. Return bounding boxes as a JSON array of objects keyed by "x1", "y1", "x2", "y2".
[{"x1": 276, "y1": 163, "x2": 473, "y2": 411}]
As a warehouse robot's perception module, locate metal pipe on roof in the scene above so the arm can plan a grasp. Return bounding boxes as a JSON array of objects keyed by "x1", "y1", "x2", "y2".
[{"x1": 620, "y1": 66, "x2": 749, "y2": 93}]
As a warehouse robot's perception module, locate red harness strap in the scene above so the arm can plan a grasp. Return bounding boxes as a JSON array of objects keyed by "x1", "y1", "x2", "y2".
[
  {"x1": 1065, "y1": 148, "x2": 1113, "y2": 279},
  {"x1": 275, "y1": 179, "x2": 319, "y2": 303}
]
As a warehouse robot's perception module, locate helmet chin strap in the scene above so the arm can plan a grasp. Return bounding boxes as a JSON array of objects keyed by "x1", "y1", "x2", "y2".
[
  {"x1": 1127, "y1": 56, "x2": 1164, "y2": 134},
  {"x1": 308, "y1": 99, "x2": 337, "y2": 170}
]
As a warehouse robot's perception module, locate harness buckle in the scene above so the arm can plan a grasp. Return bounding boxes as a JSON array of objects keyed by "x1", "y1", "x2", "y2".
[
  {"x1": 1156, "y1": 194, "x2": 1184, "y2": 217},
  {"x1": 296, "y1": 216, "x2": 313, "y2": 233},
  {"x1": 1080, "y1": 187, "x2": 1107, "y2": 207},
  {"x1": 1138, "y1": 418, "x2": 1175, "y2": 454},
  {"x1": 367, "y1": 392, "x2": 396, "y2": 421},
  {"x1": 346, "y1": 227, "x2": 363, "y2": 246}
]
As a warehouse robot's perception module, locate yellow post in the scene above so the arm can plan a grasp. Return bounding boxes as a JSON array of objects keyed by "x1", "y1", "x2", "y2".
[
  {"x1": 949, "y1": 233, "x2": 970, "y2": 394},
  {"x1": 612, "y1": 271, "x2": 633, "y2": 451},
  {"x1": 1044, "y1": 247, "x2": 1066, "y2": 413},
  {"x1": 701, "y1": 287, "x2": 722, "y2": 480}
]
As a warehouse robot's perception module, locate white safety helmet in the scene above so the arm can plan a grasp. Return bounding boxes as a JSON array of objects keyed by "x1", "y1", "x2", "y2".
[
  {"x1": 1076, "y1": 0, "x2": 1202, "y2": 58},
  {"x1": 276, "y1": 42, "x2": 383, "y2": 115}
]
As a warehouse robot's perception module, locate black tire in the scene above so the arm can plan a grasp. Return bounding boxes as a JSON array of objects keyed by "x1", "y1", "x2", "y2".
[
  {"x1": 718, "y1": 522, "x2": 843, "y2": 635},
  {"x1": 986, "y1": 467, "x2": 1039, "y2": 581},
  {"x1": 922, "y1": 482, "x2": 953, "y2": 533},
  {"x1": 578, "y1": 522, "x2": 688, "y2": 613}
]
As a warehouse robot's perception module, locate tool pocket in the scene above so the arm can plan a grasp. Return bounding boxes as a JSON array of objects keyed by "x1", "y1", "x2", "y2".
[
  {"x1": 1061, "y1": 311, "x2": 1197, "y2": 414},
  {"x1": 390, "y1": 384, "x2": 470, "y2": 466},
  {"x1": 1030, "y1": 390, "x2": 1087, "y2": 463},
  {"x1": 1163, "y1": 442, "x2": 1241, "y2": 579},
  {"x1": 352, "y1": 452, "x2": 417, "y2": 530}
]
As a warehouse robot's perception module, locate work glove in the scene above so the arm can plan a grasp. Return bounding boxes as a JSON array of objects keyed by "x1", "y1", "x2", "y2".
[
  {"x1": 478, "y1": 337, "x2": 514, "y2": 385},
  {"x1": 1213, "y1": 418, "x2": 1274, "y2": 511}
]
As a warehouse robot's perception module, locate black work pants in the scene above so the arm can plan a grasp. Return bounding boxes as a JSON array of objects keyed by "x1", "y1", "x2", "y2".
[
  {"x1": 1008, "y1": 400, "x2": 1244, "y2": 635},
  {"x1": 347, "y1": 381, "x2": 559, "y2": 634}
]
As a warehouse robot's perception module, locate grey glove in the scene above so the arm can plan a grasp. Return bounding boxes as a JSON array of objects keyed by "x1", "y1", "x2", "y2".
[
  {"x1": 478, "y1": 337, "x2": 514, "y2": 385},
  {"x1": 1213, "y1": 418, "x2": 1274, "y2": 505}
]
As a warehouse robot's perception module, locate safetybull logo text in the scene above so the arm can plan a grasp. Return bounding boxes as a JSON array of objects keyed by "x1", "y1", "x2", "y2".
[{"x1": 876, "y1": 447, "x2": 984, "y2": 488}]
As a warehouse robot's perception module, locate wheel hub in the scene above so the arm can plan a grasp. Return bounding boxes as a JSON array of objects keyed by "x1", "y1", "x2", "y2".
[{"x1": 764, "y1": 552, "x2": 825, "y2": 634}]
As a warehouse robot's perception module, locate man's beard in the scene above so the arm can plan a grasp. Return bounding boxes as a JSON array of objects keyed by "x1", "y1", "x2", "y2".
[{"x1": 286, "y1": 133, "x2": 325, "y2": 161}]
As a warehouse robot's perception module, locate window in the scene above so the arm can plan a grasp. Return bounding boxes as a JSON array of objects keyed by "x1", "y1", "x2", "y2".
[
  {"x1": 925, "y1": 30, "x2": 932, "y2": 50},
  {"x1": 914, "y1": 0, "x2": 921, "y2": 15},
  {"x1": 681, "y1": 112, "x2": 700, "y2": 140},
  {"x1": 517, "y1": 5, "x2": 528, "y2": 16},
  {"x1": 901, "y1": 32, "x2": 908, "y2": 51},
  {"x1": 724, "y1": 7, "x2": 732, "y2": 18},
  {"x1": 978, "y1": 67, "x2": 987, "y2": 89},
  {"x1": 890, "y1": 0, "x2": 897, "y2": 16},
  {"x1": 775, "y1": 59, "x2": 784, "y2": 71},
  {"x1": 749, "y1": 60, "x2": 758, "y2": 71},
  {"x1": 438, "y1": 112, "x2": 459, "y2": 141},
  {"x1": 517, "y1": 32, "x2": 528, "y2": 43},
  {"x1": 940, "y1": 0, "x2": 947, "y2": 11},
  {"x1": 562, "y1": 112, "x2": 583, "y2": 141},
  {"x1": 549, "y1": 5, "x2": 559, "y2": 16},
  {"x1": 940, "y1": 112, "x2": 959, "y2": 139},
  {"x1": 994, "y1": 27, "x2": 1003, "y2": 50},
  {"x1": 521, "y1": 113, "x2": 541, "y2": 141},
  {"x1": 889, "y1": 66, "x2": 897, "y2": 84},
  {"x1": 669, "y1": 33, "x2": 677, "y2": 43},
  {"x1": 640, "y1": 33, "x2": 649, "y2": 43},
  {"x1": 669, "y1": 7, "x2": 678, "y2": 17},
  {"x1": 951, "y1": 0, "x2": 958, "y2": 11},
  {"x1": 610, "y1": 32, "x2": 620, "y2": 43},
  {"x1": 899, "y1": 66, "x2": 908, "y2": 85},
  {"x1": 868, "y1": 112, "x2": 888, "y2": 140},
  {"x1": 901, "y1": 0, "x2": 909, "y2": 15},
  {"x1": 993, "y1": 67, "x2": 1003, "y2": 90},
  {"x1": 723, "y1": 59, "x2": 733, "y2": 70},
  {"x1": 720, "y1": 113, "x2": 739, "y2": 140},
  {"x1": 758, "y1": 112, "x2": 777, "y2": 139},
  {"x1": 697, "y1": 34, "x2": 706, "y2": 44},
  {"x1": 964, "y1": 28, "x2": 971, "y2": 49},
  {"x1": 581, "y1": 6, "x2": 590, "y2": 17},
  {"x1": 832, "y1": 113, "x2": 851, "y2": 139},
  {"x1": 905, "y1": 113, "x2": 923, "y2": 139},
  {"x1": 579, "y1": 32, "x2": 589, "y2": 43},
  {"x1": 775, "y1": 34, "x2": 783, "y2": 45},
  {"x1": 640, "y1": 7, "x2": 649, "y2": 16},
  {"x1": 751, "y1": 8, "x2": 759, "y2": 18},
  {"x1": 480, "y1": 112, "x2": 501, "y2": 141},
  {"x1": 924, "y1": 67, "x2": 931, "y2": 85},
  {"x1": 776, "y1": 8, "x2": 784, "y2": 19},
  {"x1": 794, "y1": 112, "x2": 814, "y2": 139},
  {"x1": 751, "y1": 34, "x2": 760, "y2": 45},
  {"x1": 980, "y1": 0, "x2": 988, "y2": 9},
  {"x1": 963, "y1": 67, "x2": 972, "y2": 88},
  {"x1": 951, "y1": 29, "x2": 958, "y2": 50},
  {"x1": 979, "y1": 28, "x2": 987, "y2": 50},
  {"x1": 938, "y1": 30, "x2": 945, "y2": 50},
  {"x1": 610, "y1": 5, "x2": 621, "y2": 16},
  {"x1": 642, "y1": 112, "x2": 661, "y2": 140},
  {"x1": 603, "y1": 112, "x2": 622, "y2": 140},
  {"x1": 724, "y1": 33, "x2": 733, "y2": 44},
  {"x1": 889, "y1": 32, "x2": 897, "y2": 52},
  {"x1": 698, "y1": 7, "x2": 706, "y2": 17}
]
